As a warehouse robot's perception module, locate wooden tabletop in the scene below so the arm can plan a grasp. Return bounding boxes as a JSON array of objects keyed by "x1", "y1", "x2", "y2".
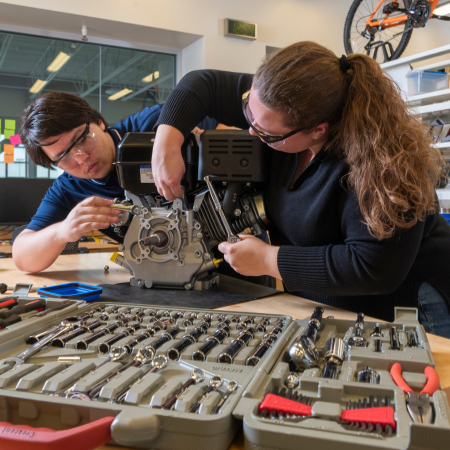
[
  {"x1": 0, "y1": 240, "x2": 119, "y2": 255},
  {"x1": 2, "y1": 253, "x2": 449, "y2": 450}
]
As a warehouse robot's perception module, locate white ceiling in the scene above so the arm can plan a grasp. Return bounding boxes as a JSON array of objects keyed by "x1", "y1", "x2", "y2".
[{"x1": 0, "y1": 2, "x2": 202, "y2": 50}]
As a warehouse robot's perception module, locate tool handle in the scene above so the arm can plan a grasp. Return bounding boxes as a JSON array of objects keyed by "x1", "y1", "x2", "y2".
[
  {"x1": 0, "y1": 299, "x2": 46, "y2": 319},
  {"x1": 0, "y1": 297, "x2": 18, "y2": 310},
  {"x1": 421, "y1": 366, "x2": 440, "y2": 396},
  {"x1": 0, "y1": 314, "x2": 21, "y2": 330},
  {"x1": 341, "y1": 407, "x2": 396, "y2": 431},
  {"x1": 32, "y1": 301, "x2": 71, "y2": 317},
  {"x1": 259, "y1": 394, "x2": 312, "y2": 417},
  {"x1": 0, "y1": 417, "x2": 114, "y2": 450},
  {"x1": 390, "y1": 362, "x2": 413, "y2": 394}
]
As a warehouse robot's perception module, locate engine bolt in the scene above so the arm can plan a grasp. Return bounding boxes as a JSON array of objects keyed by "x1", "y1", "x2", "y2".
[
  {"x1": 204, "y1": 253, "x2": 211, "y2": 260},
  {"x1": 184, "y1": 283, "x2": 192, "y2": 290},
  {"x1": 137, "y1": 280, "x2": 145, "y2": 288},
  {"x1": 193, "y1": 205, "x2": 199, "y2": 212},
  {"x1": 104, "y1": 265, "x2": 109, "y2": 271},
  {"x1": 234, "y1": 209, "x2": 242, "y2": 217},
  {"x1": 197, "y1": 233, "x2": 203, "y2": 239}
]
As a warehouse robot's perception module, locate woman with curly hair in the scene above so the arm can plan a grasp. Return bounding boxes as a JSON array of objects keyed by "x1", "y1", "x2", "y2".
[{"x1": 151, "y1": 41, "x2": 450, "y2": 337}]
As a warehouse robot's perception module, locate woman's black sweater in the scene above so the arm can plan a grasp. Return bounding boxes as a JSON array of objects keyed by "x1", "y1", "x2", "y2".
[{"x1": 155, "y1": 69, "x2": 450, "y2": 321}]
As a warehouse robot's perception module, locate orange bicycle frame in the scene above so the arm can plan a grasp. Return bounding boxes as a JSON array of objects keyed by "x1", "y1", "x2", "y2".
[{"x1": 366, "y1": 0, "x2": 440, "y2": 30}]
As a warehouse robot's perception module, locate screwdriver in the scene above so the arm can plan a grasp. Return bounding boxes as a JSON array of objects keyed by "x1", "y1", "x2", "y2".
[
  {"x1": 0, "y1": 299, "x2": 46, "y2": 319},
  {"x1": 0, "y1": 314, "x2": 22, "y2": 330},
  {"x1": 0, "y1": 296, "x2": 19, "y2": 311}
]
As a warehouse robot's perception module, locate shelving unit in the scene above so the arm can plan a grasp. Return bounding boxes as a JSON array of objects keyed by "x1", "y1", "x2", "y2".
[{"x1": 381, "y1": 45, "x2": 450, "y2": 204}]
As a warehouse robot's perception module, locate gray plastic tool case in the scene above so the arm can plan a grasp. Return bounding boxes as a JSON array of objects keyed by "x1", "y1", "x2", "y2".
[
  {"x1": 0, "y1": 302, "x2": 448, "y2": 450},
  {"x1": 0, "y1": 301, "x2": 292, "y2": 449}
]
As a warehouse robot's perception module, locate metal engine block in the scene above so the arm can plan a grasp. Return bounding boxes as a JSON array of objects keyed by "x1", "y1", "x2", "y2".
[{"x1": 112, "y1": 130, "x2": 269, "y2": 290}]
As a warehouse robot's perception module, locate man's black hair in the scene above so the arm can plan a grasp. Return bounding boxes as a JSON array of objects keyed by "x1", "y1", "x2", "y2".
[{"x1": 20, "y1": 91, "x2": 108, "y2": 169}]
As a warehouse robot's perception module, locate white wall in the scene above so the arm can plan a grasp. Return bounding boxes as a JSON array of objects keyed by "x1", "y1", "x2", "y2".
[{"x1": 0, "y1": 0, "x2": 448, "y2": 76}]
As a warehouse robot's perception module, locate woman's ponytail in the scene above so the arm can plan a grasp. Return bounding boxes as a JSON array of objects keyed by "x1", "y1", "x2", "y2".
[{"x1": 254, "y1": 41, "x2": 446, "y2": 240}]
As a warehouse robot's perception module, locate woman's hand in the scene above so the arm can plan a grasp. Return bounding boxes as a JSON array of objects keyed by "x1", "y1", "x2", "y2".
[
  {"x1": 57, "y1": 196, "x2": 121, "y2": 242},
  {"x1": 152, "y1": 124, "x2": 186, "y2": 200},
  {"x1": 218, "y1": 235, "x2": 281, "y2": 278}
]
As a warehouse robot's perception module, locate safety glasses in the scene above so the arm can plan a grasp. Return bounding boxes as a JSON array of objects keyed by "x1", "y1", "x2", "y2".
[
  {"x1": 52, "y1": 123, "x2": 96, "y2": 168},
  {"x1": 242, "y1": 90, "x2": 305, "y2": 147}
]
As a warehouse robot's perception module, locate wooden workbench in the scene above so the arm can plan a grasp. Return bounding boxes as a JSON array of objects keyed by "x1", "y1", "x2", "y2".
[
  {"x1": 1, "y1": 253, "x2": 449, "y2": 450},
  {"x1": 0, "y1": 240, "x2": 119, "y2": 255}
]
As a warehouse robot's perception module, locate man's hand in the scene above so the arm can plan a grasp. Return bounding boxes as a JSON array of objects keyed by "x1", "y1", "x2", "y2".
[
  {"x1": 58, "y1": 196, "x2": 121, "y2": 242},
  {"x1": 218, "y1": 235, "x2": 281, "y2": 278},
  {"x1": 152, "y1": 125, "x2": 186, "y2": 200}
]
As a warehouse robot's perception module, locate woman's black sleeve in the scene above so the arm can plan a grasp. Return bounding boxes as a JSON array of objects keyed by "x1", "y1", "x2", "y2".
[{"x1": 155, "y1": 70, "x2": 253, "y2": 138}]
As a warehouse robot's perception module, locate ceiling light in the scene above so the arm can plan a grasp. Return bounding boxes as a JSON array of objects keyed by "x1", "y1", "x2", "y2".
[
  {"x1": 142, "y1": 71, "x2": 160, "y2": 83},
  {"x1": 434, "y1": 2, "x2": 450, "y2": 15},
  {"x1": 142, "y1": 73, "x2": 153, "y2": 83},
  {"x1": 108, "y1": 88, "x2": 133, "y2": 101},
  {"x1": 29, "y1": 79, "x2": 47, "y2": 93},
  {"x1": 47, "y1": 51, "x2": 71, "y2": 72}
]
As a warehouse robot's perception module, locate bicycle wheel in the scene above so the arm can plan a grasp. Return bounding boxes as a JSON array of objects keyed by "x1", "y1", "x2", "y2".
[{"x1": 344, "y1": 0, "x2": 413, "y2": 63}]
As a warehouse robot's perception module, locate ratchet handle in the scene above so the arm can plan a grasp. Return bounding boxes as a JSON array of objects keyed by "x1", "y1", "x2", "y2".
[
  {"x1": 0, "y1": 314, "x2": 21, "y2": 330},
  {"x1": 0, "y1": 299, "x2": 46, "y2": 319},
  {"x1": 0, "y1": 416, "x2": 114, "y2": 450},
  {"x1": 0, "y1": 297, "x2": 18, "y2": 310},
  {"x1": 390, "y1": 363, "x2": 413, "y2": 394},
  {"x1": 421, "y1": 366, "x2": 440, "y2": 396}
]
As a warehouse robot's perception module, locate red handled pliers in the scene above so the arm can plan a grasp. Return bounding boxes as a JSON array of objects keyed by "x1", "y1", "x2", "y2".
[{"x1": 390, "y1": 363, "x2": 440, "y2": 424}]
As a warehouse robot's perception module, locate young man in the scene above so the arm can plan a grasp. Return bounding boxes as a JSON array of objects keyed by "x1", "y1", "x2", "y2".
[{"x1": 14, "y1": 92, "x2": 218, "y2": 273}]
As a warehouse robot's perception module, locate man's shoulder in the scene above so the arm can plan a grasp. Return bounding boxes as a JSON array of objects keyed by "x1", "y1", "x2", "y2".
[
  {"x1": 110, "y1": 104, "x2": 162, "y2": 135},
  {"x1": 51, "y1": 172, "x2": 109, "y2": 193}
]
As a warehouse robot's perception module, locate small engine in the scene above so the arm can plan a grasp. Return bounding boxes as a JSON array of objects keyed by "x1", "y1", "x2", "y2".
[{"x1": 112, "y1": 130, "x2": 269, "y2": 290}]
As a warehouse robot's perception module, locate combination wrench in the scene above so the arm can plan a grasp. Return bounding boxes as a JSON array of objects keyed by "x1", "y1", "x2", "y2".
[{"x1": 204, "y1": 176, "x2": 240, "y2": 243}]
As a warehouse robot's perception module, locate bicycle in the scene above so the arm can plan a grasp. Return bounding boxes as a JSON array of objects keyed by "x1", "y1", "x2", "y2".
[{"x1": 344, "y1": 1, "x2": 450, "y2": 63}]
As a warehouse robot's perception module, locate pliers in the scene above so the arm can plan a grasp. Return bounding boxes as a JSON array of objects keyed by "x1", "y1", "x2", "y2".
[{"x1": 390, "y1": 362, "x2": 440, "y2": 424}]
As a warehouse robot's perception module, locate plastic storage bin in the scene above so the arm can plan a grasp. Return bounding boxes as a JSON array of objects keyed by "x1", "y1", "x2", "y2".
[
  {"x1": 406, "y1": 70, "x2": 449, "y2": 96},
  {"x1": 37, "y1": 283, "x2": 102, "y2": 302}
]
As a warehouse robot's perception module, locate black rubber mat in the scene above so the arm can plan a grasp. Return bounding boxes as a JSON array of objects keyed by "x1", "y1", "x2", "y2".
[{"x1": 97, "y1": 275, "x2": 280, "y2": 309}]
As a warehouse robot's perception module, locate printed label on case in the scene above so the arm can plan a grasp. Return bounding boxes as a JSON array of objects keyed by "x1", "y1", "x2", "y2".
[
  {"x1": 211, "y1": 366, "x2": 244, "y2": 373},
  {"x1": 437, "y1": 397, "x2": 448, "y2": 420},
  {"x1": 1, "y1": 427, "x2": 35, "y2": 438},
  {"x1": 140, "y1": 165, "x2": 154, "y2": 183}
]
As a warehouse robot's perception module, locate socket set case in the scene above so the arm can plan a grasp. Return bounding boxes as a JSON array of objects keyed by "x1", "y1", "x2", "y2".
[
  {"x1": 237, "y1": 307, "x2": 450, "y2": 450},
  {"x1": 0, "y1": 301, "x2": 292, "y2": 449},
  {"x1": 0, "y1": 302, "x2": 448, "y2": 450}
]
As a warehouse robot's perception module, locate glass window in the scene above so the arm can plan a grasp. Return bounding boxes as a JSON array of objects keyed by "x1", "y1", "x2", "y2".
[{"x1": 0, "y1": 31, "x2": 176, "y2": 179}]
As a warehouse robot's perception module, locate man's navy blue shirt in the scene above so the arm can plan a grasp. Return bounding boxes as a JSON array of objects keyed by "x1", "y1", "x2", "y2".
[{"x1": 27, "y1": 105, "x2": 217, "y2": 241}]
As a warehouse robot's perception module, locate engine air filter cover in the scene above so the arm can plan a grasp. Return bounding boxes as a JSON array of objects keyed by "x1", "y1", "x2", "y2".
[{"x1": 199, "y1": 130, "x2": 269, "y2": 182}]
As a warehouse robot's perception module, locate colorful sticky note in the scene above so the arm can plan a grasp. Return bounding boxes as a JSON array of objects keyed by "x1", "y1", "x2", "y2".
[
  {"x1": 4, "y1": 144, "x2": 14, "y2": 154},
  {"x1": 9, "y1": 134, "x2": 21, "y2": 145},
  {"x1": 4, "y1": 154, "x2": 14, "y2": 163},
  {"x1": 5, "y1": 120, "x2": 15, "y2": 131},
  {"x1": 4, "y1": 129, "x2": 14, "y2": 139}
]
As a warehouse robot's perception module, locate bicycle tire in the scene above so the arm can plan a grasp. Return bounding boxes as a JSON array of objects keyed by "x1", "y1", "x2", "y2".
[{"x1": 343, "y1": 0, "x2": 413, "y2": 63}]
